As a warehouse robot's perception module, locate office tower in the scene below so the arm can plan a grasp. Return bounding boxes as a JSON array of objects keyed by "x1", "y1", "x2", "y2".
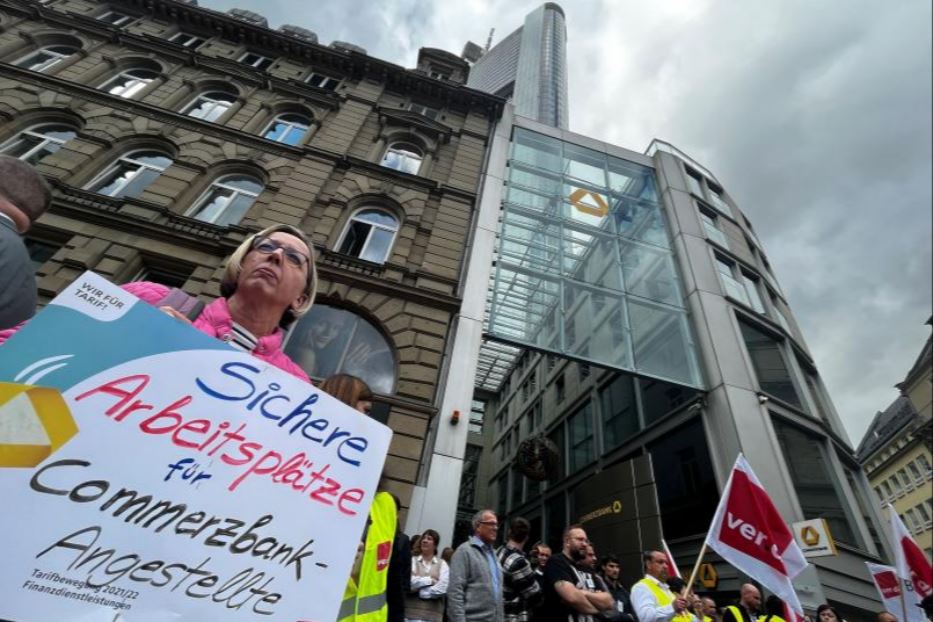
[{"x1": 466, "y1": 3, "x2": 569, "y2": 129}]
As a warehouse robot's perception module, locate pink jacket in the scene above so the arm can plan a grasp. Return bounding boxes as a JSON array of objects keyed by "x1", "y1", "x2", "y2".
[
  {"x1": 123, "y1": 282, "x2": 310, "y2": 383},
  {"x1": 0, "y1": 281, "x2": 311, "y2": 384}
]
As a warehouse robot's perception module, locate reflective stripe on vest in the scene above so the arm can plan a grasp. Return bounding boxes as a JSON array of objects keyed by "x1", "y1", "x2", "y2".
[
  {"x1": 637, "y1": 578, "x2": 675, "y2": 607},
  {"x1": 727, "y1": 606, "x2": 750, "y2": 622},
  {"x1": 355, "y1": 492, "x2": 397, "y2": 622},
  {"x1": 337, "y1": 581, "x2": 358, "y2": 622},
  {"x1": 758, "y1": 616, "x2": 787, "y2": 622}
]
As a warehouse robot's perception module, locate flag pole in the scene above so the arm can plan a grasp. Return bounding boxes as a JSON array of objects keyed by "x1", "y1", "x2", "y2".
[
  {"x1": 683, "y1": 540, "x2": 709, "y2": 596},
  {"x1": 899, "y1": 577, "x2": 908, "y2": 622}
]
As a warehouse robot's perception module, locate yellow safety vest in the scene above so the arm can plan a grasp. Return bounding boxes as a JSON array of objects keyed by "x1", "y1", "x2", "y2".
[
  {"x1": 637, "y1": 579, "x2": 693, "y2": 622},
  {"x1": 758, "y1": 616, "x2": 786, "y2": 622},
  {"x1": 727, "y1": 606, "x2": 755, "y2": 622},
  {"x1": 337, "y1": 492, "x2": 397, "y2": 622},
  {"x1": 704, "y1": 616, "x2": 714, "y2": 622}
]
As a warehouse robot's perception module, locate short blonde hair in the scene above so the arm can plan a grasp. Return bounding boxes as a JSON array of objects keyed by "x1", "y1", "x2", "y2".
[{"x1": 220, "y1": 224, "x2": 317, "y2": 328}]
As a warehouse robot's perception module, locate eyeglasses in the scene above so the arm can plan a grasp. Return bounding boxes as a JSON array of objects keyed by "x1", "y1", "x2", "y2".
[{"x1": 252, "y1": 237, "x2": 310, "y2": 268}]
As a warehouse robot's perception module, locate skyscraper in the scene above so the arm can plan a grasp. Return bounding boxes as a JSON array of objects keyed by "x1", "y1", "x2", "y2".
[{"x1": 466, "y1": 3, "x2": 569, "y2": 129}]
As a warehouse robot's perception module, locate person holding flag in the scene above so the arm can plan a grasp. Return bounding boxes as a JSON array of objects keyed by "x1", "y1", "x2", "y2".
[
  {"x1": 683, "y1": 455, "x2": 808, "y2": 622},
  {"x1": 631, "y1": 550, "x2": 697, "y2": 622}
]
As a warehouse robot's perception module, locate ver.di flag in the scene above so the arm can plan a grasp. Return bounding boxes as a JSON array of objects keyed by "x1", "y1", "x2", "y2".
[
  {"x1": 866, "y1": 561, "x2": 925, "y2": 622},
  {"x1": 888, "y1": 504, "x2": 932, "y2": 602},
  {"x1": 662, "y1": 539, "x2": 682, "y2": 579},
  {"x1": 704, "y1": 454, "x2": 808, "y2": 618}
]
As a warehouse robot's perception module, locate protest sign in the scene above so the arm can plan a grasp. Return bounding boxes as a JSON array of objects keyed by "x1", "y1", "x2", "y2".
[{"x1": 0, "y1": 271, "x2": 393, "y2": 622}]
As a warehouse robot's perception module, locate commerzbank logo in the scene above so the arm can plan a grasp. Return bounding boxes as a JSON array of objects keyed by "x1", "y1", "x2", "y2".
[{"x1": 0, "y1": 382, "x2": 78, "y2": 468}]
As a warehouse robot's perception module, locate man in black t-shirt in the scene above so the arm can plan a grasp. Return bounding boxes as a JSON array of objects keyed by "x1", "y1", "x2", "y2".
[{"x1": 541, "y1": 525, "x2": 614, "y2": 622}]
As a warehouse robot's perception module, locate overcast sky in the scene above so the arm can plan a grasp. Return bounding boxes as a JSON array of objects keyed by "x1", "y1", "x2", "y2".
[{"x1": 207, "y1": 0, "x2": 931, "y2": 445}]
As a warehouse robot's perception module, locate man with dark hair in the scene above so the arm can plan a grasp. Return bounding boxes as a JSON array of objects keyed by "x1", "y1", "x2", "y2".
[
  {"x1": 540, "y1": 524, "x2": 614, "y2": 621},
  {"x1": 497, "y1": 516, "x2": 542, "y2": 622},
  {"x1": 0, "y1": 155, "x2": 52, "y2": 329},
  {"x1": 598, "y1": 553, "x2": 637, "y2": 622}
]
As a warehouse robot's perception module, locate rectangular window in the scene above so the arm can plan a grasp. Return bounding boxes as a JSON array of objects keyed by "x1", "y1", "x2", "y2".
[
  {"x1": 568, "y1": 403, "x2": 595, "y2": 472},
  {"x1": 898, "y1": 468, "x2": 912, "y2": 490},
  {"x1": 599, "y1": 374, "x2": 638, "y2": 451},
  {"x1": 773, "y1": 419, "x2": 861, "y2": 547},
  {"x1": 915, "y1": 502, "x2": 931, "y2": 524},
  {"x1": 469, "y1": 400, "x2": 485, "y2": 435},
  {"x1": 306, "y1": 73, "x2": 339, "y2": 91},
  {"x1": 685, "y1": 167, "x2": 704, "y2": 197},
  {"x1": 98, "y1": 10, "x2": 132, "y2": 26},
  {"x1": 803, "y1": 370, "x2": 832, "y2": 423},
  {"x1": 908, "y1": 461, "x2": 923, "y2": 481},
  {"x1": 555, "y1": 374, "x2": 565, "y2": 404},
  {"x1": 239, "y1": 52, "x2": 273, "y2": 71},
  {"x1": 882, "y1": 480, "x2": 893, "y2": 497},
  {"x1": 511, "y1": 468, "x2": 524, "y2": 509},
  {"x1": 917, "y1": 454, "x2": 931, "y2": 473},
  {"x1": 906, "y1": 508, "x2": 921, "y2": 534},
  {"x1": 547, "y1": 425, "x2": 565, "y2": 481},
  {"x1": 873, "y1": 486, "x2": 883, "y2": 501},
  {"x1": 706, "y1": 182, "x2": 733, "y2": 217},
  {"x1": 741, "y1": 272, "x2": 766, "y2": 313},
  {"x1": 408, "y1": 103, "x2": 439, "y2": 120},
  {"x1": 169, "y1": 32, "x2": 205, "y2": 48},
  {"x1": 699, "y1": 208, "x2": 729, "y2": 247},
  {"x1": 891, "y1": 475, "x2": 903, "y2": 494},
  {"x1": 845, "y1": 467, "x2": 884, "y2": 554},
  {"x1": 739, "y1": 320, "x2": 803, "y2": 408},
  {"x1": 716, "y1": 256, "x2": 749, "y2": 305},
  {"x1": 458, "y1": 445, "x2": 482, "y2": 509},
  {"x1": 532, "y1": 403, "x2": 542, "y2": 430},
  {"x1": 498, "y1": 474, "x2": 508, "y2": 513},
  {"x1": 579, "y1": 363, "x2": 591, "y2": 381}
]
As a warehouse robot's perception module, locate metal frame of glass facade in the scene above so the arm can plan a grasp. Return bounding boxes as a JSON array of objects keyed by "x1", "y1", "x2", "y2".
[{"x1": 486, "y1": 127, "x2": 703, "y2": 388}]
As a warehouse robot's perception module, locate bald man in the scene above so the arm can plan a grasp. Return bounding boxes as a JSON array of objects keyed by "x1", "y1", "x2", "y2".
[
  {"x1": 0, "y1": 155, "x2": 52, "y2": 329},
  {"x1": 631, "y1": 550, "x2": 696, "y2": 622},
  {"x1": 722, "y1": 584, "x2": 761, "y2": 622}
]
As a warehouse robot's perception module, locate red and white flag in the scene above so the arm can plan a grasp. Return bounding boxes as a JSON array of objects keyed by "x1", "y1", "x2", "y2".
[
  {"x1": 704, "y1": 455, "x2": 808, "y2": 618},
  {"x1": 888, "y1": 504, "x2": 932, "y2": 602},
  {"x1": 662, "y1": 539, "x2": 682, "y2": 579},
  {"x1": 866, "y1": 561, "x2": 926, "y2": 622}
]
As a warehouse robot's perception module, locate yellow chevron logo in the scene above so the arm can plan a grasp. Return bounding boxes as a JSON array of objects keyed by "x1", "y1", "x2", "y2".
[{"x1": 0, "y1": 382, "x2": 78, "y2": 468}]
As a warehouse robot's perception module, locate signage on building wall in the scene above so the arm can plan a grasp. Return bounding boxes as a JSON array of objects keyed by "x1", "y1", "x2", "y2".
[
  {"x1": 791, "y1": 518, "x2": 837, "y2": 558},
  {"x1": 573, "y1": 454, "x2": 663, "y2": 588},
  {"x1": 0, "y1": 272, "x2": 392, "y2": 622},
  {"x1": 698, "y1": 563, "x2": 718, "y2": 589}
]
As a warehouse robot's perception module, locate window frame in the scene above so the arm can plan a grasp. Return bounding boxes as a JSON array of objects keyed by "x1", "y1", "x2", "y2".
[
  {"x1": 336, "y1": 207, "x2": 400, "y2": 265},
  {"x1": 186, "y1": 174, "x2": 263, "y2": 226},
  {"x1": 305, "y1": 73, "x2": 340, "y2": 91},
  {"x1": 698, "y1": 206, "x2": 729, "y2": 247},
  {"x1": 85, "y1": 149, "x2": 173, "y2": 199},
  {"x1": 169, "y1": 32, "x2": 205, "y2": 49},
  {"x1": 380, "y1": 142, "x2": 424, "y2": 175},
  {"x1": 97, "y1": 10, "x2": 133, "y2": 26},
  {"x1": 0, "y1": 123, "x2": 77, "y2": 164},
  {"x1": 182, "y1": 91, "x2": 236, "y2": 122},
  {"x1": 14, "y1": 45, "x2": 78, "y2": 73},
  {"x1": 238, "y1": 51, "x2": 273, "y2": 71},
  {"x1": 261, "y1": 112, "x2": 312, "y2": 146},
  {"x1": 100, "y1": 67, "x2": 158, "y2": 99}
]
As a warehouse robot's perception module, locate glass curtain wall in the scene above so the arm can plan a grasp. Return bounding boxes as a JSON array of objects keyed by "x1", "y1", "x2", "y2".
[{"x1": 487, "y1": 128, "x2": 703, "y2": 388}]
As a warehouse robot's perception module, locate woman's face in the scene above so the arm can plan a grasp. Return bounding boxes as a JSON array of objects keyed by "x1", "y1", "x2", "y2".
[
  {"x1": 819, "y1": 610, "x2": 837, "y2": 622},
  {"x1": 420, "y1": 534, "x2": 436, "y2": 555},
  {"x1": 237, "y1": 232, "x2": 309, "y2": 313},
  {"x1": 355, "y1": 400, "x2": 372, "y2": 416},
  {"x1": 309, "y1": 316, "x2": 343, "y2": 349}
]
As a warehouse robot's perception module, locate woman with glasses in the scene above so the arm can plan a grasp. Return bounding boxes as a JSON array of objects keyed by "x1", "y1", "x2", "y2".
[{"x1": 124, "y1": 223, "x2": 317, "y2": 381}]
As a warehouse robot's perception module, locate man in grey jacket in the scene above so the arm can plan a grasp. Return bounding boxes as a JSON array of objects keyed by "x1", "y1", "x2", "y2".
[
  {"x1": 0, "y1": 155, "x2": 52, "y2": 329},
  {"x1": 447, "y1": 508, "x2": 504, "y2": 622}
]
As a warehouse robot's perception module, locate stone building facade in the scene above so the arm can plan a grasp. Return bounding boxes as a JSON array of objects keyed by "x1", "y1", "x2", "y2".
[{"x1": 0, "y1": 0, "x2": 503, "y2": 518}]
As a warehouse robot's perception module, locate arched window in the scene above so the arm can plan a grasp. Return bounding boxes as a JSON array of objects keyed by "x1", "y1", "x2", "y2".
[
  {"x1": 187, "y1": 174, "x2": 263, "y2": 226},
  {"x1": 263, "y1": 113, "x2": 311, "y2": 145},
  {"x1": 338, "y1": 208, "x2": 399, "y2": 264},
  {"x1": 86, "y1": 150, "x2": 172, "y2": 198},
  {"x1": 0, "y1": 123, "x2": 77, "y2": 164},
  {"x1": 285, "y1": 304, "x2": 396, "y2": 394},
  {"x1": 182, "y1": 91, "x2": 236, "y2": 122},
  {"x1": 100, "y1": 68, "x2": 159, "y2": 99},
  {"x1": 14, "y1": 44, "x2": 79, "y2": 73},
  {"x1": 381, "y1": 142, "x2": 423, "y2": 175}
]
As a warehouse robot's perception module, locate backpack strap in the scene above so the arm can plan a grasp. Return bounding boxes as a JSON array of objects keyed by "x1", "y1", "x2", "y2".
[{"x1": 155, "y1": 287, "x2": 205, "y2": 321}]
